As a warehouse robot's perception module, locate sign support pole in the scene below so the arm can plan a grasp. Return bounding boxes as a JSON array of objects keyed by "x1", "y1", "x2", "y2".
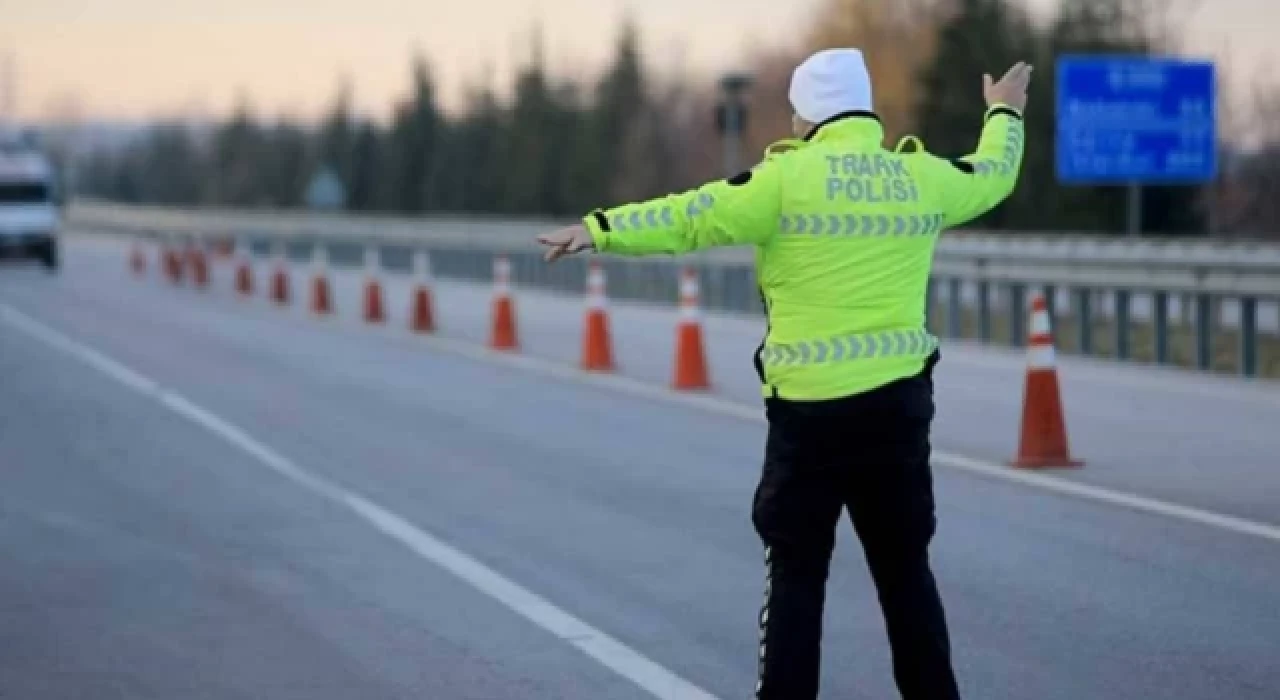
[{"x1": 1126, "y1": 182, "x2": 1143, "y2": 237}]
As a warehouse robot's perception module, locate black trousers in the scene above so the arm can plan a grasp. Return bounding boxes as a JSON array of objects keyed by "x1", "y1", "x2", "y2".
[{"x1": 751, "y1": 353, "x2": 960, "y2": 700}]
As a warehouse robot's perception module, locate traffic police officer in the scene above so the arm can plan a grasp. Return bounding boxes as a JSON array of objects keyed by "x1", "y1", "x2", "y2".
[{"x1": 538, "y1": 48, "x2": 1032, "y2": 700}]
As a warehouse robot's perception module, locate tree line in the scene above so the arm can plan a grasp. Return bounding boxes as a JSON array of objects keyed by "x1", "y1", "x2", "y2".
[{"x1": 74, "y1": 0, "x2": 1265, "y2": 236}]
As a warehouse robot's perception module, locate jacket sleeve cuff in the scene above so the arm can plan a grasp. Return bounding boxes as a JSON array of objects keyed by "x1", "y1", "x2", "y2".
[
  {"x1": 583, "y1": 210, "x2": 610, "y2": 252},
  {"x1": 985, "y1": 104, "x2": 1024, "y2": 122}
]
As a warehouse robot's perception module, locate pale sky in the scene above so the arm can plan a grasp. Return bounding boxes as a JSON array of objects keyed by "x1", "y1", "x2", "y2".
[{"x1": 2, "y1": 0, "x2": 1275, "y2": 123}]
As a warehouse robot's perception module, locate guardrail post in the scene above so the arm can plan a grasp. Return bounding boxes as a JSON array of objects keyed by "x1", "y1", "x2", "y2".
[
  {"x1": 554, "y1": 254, "x2": 571, "y2": 292},
  {"x1": 1240, "y1": 296, "x2": 1258, "y2": 378},
  {"x1": 1009, "y1": 283, "x2": 1026, "y2": 347},
  {"x1": 712, "y1": 265, "x2": 728, "y2": 312},
  {"x1": 1154, "y1": 291, "x2": 1170, "y2": 365},
  {"x1": 741, "y1": 268, "x2": 761, "y2": 314},
  {"x1": 1076, "y1": 288, "x2": 1093, "y2": 355},
  {"x1": 1043, "y1": 285, "x2": 1057, "y2": 326},
  {"x1": 1195, "y1": 293, "x2": 1213, "y2": 371},
  {"x1": 1115, "y1": 289, "x2": 1132, "y2": 361},
  {"x1": 978, "y1": 280, "x2": 992, "y2": 343},
  {"x1": 947, "y1": 278, "x2": 963, "y2": 339}
]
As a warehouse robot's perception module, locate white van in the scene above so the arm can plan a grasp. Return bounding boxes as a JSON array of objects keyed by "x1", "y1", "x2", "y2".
[{"x1": 0, "y1": 131, "x2": 60, "y2": 270}]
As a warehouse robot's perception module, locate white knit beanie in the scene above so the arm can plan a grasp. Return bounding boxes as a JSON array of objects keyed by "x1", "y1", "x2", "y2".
[{"x1": 788, "y1": 49, "x2": 874, "y2": 124}]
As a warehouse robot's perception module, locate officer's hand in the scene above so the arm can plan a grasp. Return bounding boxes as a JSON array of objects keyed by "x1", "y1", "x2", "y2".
[
  {"x1": 537, "y1": 224, "x2": 595, "y2": 263},
  {"x1": 983, "y1": 62, "x2": 1033, "y2": 113}
]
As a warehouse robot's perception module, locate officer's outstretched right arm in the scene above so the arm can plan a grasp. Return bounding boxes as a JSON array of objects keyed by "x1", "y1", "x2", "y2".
[
  {"x1": 921, "y1": 104, "x2": 1025, "y2": 227},
  {"x1": 581, "y1": 157, "x2": 783, "y2": 256}
]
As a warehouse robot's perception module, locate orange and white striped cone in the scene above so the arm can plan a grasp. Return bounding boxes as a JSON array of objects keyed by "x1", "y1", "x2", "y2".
[
  {"x1": 489, "y1": 255, "x2": 519, "y2": 351},
  {"x1": 310, "y1": 244, "x2": 333, "y2": 315},
  {"x1": 234, "y1": 248, "x2": 254, "y2": 297},
  {"x1": 362, "y1": 246, "x2": 386, "y2": 324},
  {"x1": 269, "y1": 244, "x2": 290, "y2": 306},
  {"x1": 1010, "y1": 292, "x2": 1083, "y2": 469},
  {"x1": 580, "y1": 261, "x2": 615, "y2": 372},
  {"x1": 129, "y1": 239, "x2": 147, "y2": 276},
  {"x1": 672, "y1": 267, "x2": 711, "y2": 390},
  {"x1": 409, "y1": 250, "x2": 437, "y2": 334},
  {"x1": 163, "y1": 243, "x2": 183, "y2": 284},
  {"x1": 188, "y1": 243, "x2": 210, "y2": 290}
]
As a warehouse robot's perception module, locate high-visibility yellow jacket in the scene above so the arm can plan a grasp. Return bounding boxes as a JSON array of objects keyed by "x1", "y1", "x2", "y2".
[{"x1": 582, "y1": 106, "x2": 1025, "y2": 400}]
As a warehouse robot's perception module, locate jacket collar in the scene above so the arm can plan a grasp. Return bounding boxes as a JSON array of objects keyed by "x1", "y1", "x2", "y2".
[{"x1": 803, "y1": 111, "x2": 884, "y2": 145}]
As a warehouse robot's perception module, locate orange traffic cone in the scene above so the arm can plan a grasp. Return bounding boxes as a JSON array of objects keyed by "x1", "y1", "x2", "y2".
[
  {"x1": 409, "y1": 250, "x2": 436, "y2": 334},
  {"x1": 313, "y1": 276, "x2": 333, "y2": 314},
  {"x1": 672, "y1": 267, "x2": 711, "y2": 390},
  {"x1": 270, "y1": 246, "x2": 290, "y2": 305},
  {"x1": 271, "y1": 266, "x2": 290, "y2": 305},
  {"x1": 1010, "y1": 292, "x2": 1083, "y2": 469},
  {"x1": 362, "y1": 247, "x2": 385, "y2": 323},
  {"x1": 310, "y1": 245, "x2": 333, "y2": 315},
  {"x1": 188, "y1": 245, "x2": 209, "y2": 290},
  {"x1": 164, "y1": 246, "x2": 183, "y2": 284},
  {"x1": 580, "y1": 261, "x2": 615, "y2": 371},
  {"x1": 129, "y1": 241, "x2": 146, "y2": 276},
  {"x1": 489, "y1": 255, "x2": 519, "y2": 351},
  {"x1": 234, "y1": 254, "x2": 254, "y2": 296}
]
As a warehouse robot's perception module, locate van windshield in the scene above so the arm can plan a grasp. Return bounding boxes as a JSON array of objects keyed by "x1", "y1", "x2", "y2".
[{"x1": 0, "y1": 183, "x2": 50, "y2": 204}]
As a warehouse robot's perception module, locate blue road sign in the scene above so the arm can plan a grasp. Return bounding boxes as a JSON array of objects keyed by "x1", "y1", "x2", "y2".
[{"x1": 1056, "y1": 56, "x2": 1217, "y2": 184}]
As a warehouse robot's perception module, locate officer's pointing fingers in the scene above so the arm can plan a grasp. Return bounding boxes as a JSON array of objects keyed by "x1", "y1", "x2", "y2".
[
  {"x1": 539, "y1": 224, "x2": 593, "y2": 263},
  {"x1": 544, "y1": 241, "x2": 570, "y2": 263},
  {"x1": 536, "y1": 234, "x2": 561, "y2": 262}
]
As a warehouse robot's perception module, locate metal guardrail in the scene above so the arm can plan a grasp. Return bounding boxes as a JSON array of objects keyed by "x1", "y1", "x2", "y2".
[{"x1": 69, "y1": 202, "x2": 1280, "y2": 379}]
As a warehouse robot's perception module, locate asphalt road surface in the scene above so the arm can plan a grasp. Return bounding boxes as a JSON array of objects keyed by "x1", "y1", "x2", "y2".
[{"x1": 0, "y1": 236, "x2": 1277, "y2": 699}]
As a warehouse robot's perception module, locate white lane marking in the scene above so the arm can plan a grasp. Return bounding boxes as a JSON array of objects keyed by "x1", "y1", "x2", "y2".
[
  {"x1": 0, "y1": 304, "x2": 720, "y2": 700},
  {"x1": 1, "y1": 305, "x2": 161, "y2": 395},
  {"x1": 928, "y1": 452, "x2": 1280, "y2": 543}
]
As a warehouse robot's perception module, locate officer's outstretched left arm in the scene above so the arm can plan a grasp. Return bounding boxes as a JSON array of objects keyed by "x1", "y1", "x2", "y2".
[{"x1": 582, "y1": 160, "x2": 782, "y2": 256}]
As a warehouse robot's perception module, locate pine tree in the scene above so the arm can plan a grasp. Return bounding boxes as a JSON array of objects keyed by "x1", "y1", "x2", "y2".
[
  {"x1": 592, "y1": 21, "x2": 647, "y2": 206},
  {"x1": 317, "y1": 78, "x2": 356, "y2": 204},
  {"x1": 136, "y1": 123, "x2": 202, "y2": 205},
  {"x1": 502, "y1": 28, "x2": 561, "y2": 214},
  {"x1": 451, "y1": 75, "x2": 505, "y2": 213},
  {"x1": 347, "y1": 121, "x2": 383, "y2": 212},
  {"x1": 206, "y1": 94, "x2": 266, "y2": 207},
  {"x1": 384, "y1": 54, "x2": 443, "y2": 213},
  {"x1": 260, "y1": 121, "x2": 310, "y2": 208}
]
